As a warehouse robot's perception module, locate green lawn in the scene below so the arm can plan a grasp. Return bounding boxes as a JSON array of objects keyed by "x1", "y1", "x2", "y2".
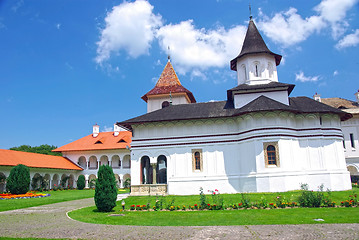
[
  {"x1": 69, "y1": 205, "x2": 359, "y2": 226},
  {"x1": 122, "y1": 188, "x2": 359, "y2": 208},
  {"x1": 0, "y1": 189, "x2": 95, "y2": 212},
  {"x1": 68, "y1": 188, "x2": 359, "y2": 226}
]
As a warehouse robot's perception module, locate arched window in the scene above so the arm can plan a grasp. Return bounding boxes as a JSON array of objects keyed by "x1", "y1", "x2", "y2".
[
  {"x1": 266, "y1": 145, "x2": 276, "y2": 165},
  {"x1": 157, "y1": 155, "x2": 167, "y2": 184},
  {"x1": 141, "y1": 156, "x2": 152, "y2": 184},
  {"x1": 162, "y1": 101, "x2": 170, "y2": 108},
  {"x1": 192, "y1": 149, "x2": 203, "y2": 171},
  {"x1": 195, "y1": 152, "x2": 201, "y2": 170}
]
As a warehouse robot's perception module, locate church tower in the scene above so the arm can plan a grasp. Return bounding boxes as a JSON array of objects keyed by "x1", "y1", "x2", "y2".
[
  {"x1": 141, "y1": 60, "x2": 196, "y2": 113},
  {"x1": 228, "y1": 17, "x2": 294, "y2": 109},
  {"x1": 230, "y1": 17, "x2": 282, "y2": 85}
]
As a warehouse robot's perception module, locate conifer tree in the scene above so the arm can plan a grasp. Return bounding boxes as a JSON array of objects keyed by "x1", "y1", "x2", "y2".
[
  {"x1": 77, "y1": 175, "x2": 86, "y2": 190},
  {"x1": 94, "y1": 165, "x2": 117, "y2": 212},
  {"x1": 7, "y1": 164, "x2": 30, "y2": 194}
]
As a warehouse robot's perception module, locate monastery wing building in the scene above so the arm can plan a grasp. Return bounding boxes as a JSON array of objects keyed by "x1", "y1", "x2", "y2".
[{"x1": 118, "y1": 18, "x2": 352, "y2": 195}]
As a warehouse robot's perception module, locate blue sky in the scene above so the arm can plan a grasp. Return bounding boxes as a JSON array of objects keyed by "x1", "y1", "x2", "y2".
[{"x1": 1, "y1": 0, "x2": 359, "y2": 149}]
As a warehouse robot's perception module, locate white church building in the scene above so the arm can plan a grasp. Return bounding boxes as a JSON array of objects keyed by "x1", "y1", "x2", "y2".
[
  {"x1": 0, "y1": 18, "x2": 352, "y2": 196},
  {"x1": 118, "y1": 18, "x2": 352, "y2": 195}
]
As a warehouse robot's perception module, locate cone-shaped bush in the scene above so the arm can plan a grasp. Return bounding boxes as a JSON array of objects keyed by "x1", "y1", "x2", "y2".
[
  {"x1": 6, "y1": 164, "x2": 30, "y2": 194},
  {"x1": 77, "y1": 175, "x2": 86, "y2": 190},
  {"x1": 94, "y1": 165, "x2": 117, "y2": 212}
]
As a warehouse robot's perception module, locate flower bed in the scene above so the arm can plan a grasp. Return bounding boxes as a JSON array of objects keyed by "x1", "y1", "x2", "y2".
[{"x1": 0, "y1": 192, "x2": 50, "y2": 200}]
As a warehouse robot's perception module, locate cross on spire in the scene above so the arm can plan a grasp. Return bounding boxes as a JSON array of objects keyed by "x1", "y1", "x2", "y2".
[
  {"x1": 167, "y1": 46, "x2": 171, "y2": 61},
  {"x1": 249, "y1": 3, "x2": 252, "y2": 20}
]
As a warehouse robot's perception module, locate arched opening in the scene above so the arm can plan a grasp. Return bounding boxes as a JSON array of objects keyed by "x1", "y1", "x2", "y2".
[
  {"x1": 241, "y1": 64, "x2": 247, "y2": 81},
  {"x1": 0, "y1": 172, "x2": 6, "y2": 193},
  {"x1": 89, "y1": 174, "x2": 97, "y2": 188},
  {"x1": 100, "y1": 155, "x2": 109, "y2": 166},
  {"x1": 162, "y1": 101, "x2": 170, "y2": 109},
  {"x1": 111, "y1": 155, "x2": 121, "y2": 169},
  {"x1": 44, "y1": 174, "x2": 51, "y2": 190},
  {"x1": 266, "y1": 145, "x2": 277, "y2": 165},
  {"x1": 141, "y1": 156, "x2": 152, "y2": 184},
  {"x1": 78, "y1": 156, "x2": 87, "y2": 169},
  {"x1": 31, "y1": 173, "x2": 42, "y2": 191},
  {"x1": 157, "y1": 155, "x2": 167, "y2": 184},
  {"x1": 348, "y1": 165, "x2": 359, "y2": 183},
  {"x1": 123, "y1": 173, "x2": 131, "y2": 188},
  {"x1": 114, "y1": 174, "x2": 121, "y2": 188},
  {"x1": 68, "y1": 174, "x2": 75, "y2": 188},
  {"x1": 89, "y1": 156, "x2": 98, "y2": 169},
  {"x1": 123, "y1": 155, "x2": 131, "y2": 169},
  {"x1": 52, "y1": 174, "x2": 59, "y2": 188},
  {"x1": 60, "y1": 174, "x2": 69, "y2": 188}
]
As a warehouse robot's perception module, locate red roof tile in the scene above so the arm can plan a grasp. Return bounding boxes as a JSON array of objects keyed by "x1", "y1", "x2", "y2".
[
  {"x1": 0, "y1": 149, "x2": 82, "y2": 170},
  {"x1": 142, "y1": 61, "x2": 196, "y2": 103},
  {"x1": 53, "y1": 131, "x2": 131, "y2": 152}
]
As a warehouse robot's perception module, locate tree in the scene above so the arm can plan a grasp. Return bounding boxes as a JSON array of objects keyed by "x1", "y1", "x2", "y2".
[
  {"x1": 77, "y1": 175, "x2": 86, "y2": 190},
  {"x1": 10, "y1": 144, "x2": 62, "y2": 156},
  {"x1": 6, "y1": 164, "x2": 30, "y2": 194},
  {"x1": 94, "y1": 165, "x2": 117, "y2": 212}
]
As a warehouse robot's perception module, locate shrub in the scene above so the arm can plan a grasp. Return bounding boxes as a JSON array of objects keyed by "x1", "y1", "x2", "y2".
[
  {"x1": 199, "y1": 187, "x2": 207, "y2": 209},
  {"x1": 6, "y1": 164, "x2": 30, "y2": 194},
  {"x1": 298, "y1": 183, "x2": 329, "y2": 207},
  {"x1": 240, "y1": 193, "x2": 251, "y2": 208},
  {"x1": 89, "y1": 179, "x2": 96, "y2": 189},
  {"x1": 124, "y1": 178, "x2": 131, "y2": 188},
  {"x1": 94, "y1": 165, "x2": 118, "y2": 212},
  {"x1": 77, "y1": 175, "x2": 86, "y2": 190}
]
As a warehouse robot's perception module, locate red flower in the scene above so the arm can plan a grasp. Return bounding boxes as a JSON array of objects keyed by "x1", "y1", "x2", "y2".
[
  {"x1": 207, "y1": 203, "x2": 210, "y2": 206},
  {"x1": 215, "y1": 189, "x2": 218, "y2": 192},
  {"x1": 238, "y1": 203, "x2": 242, "y2": 206},
  {"x1": 194, "y1": 204, "x2": 197, "y2": 206}
]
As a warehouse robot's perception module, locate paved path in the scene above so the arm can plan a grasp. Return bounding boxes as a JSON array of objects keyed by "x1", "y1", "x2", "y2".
[{"x1": 0, "y1": 196, "x2": 358, "y2": 240}]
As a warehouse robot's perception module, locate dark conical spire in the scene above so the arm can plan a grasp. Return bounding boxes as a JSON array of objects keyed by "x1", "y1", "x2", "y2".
[{"x1": 230, "y1": 19, "x2": 282, "y2": 71}]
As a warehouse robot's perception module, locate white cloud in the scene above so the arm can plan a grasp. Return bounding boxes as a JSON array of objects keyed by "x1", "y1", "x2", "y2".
[
  {"x1": 258, "y1": 0, "x2": 359, "y2": 47},
  {"x1": 56, "y1": 23, "x2": 61, "y2": 30},
  {"x1": 156, "y1": 20, "x2": 246, "y2": 72},
  {"x1": 295, "y1": 71, "x2": 320, "y2": 82},
  {"x1": 335, "y1": 29, "x2": 359, "y2": 49},
  {"x1": 333, "y1": 70, "x2": 339, "y2": 76},
  {"x1": 258, "y1": 8, "x2": 324, "y2": 47},
  {"x1": 103, "y1": 126, "x2": 113, "y2": 132},
  {"x1": 314, "y1": 0, "x2": 358, "y2": 39},
  {"x1": 95, "y1": 0, "x2": 162, "y2": 64},
  {"x1": 11, "y1": 0, "x2": 24, "y2": 13}
]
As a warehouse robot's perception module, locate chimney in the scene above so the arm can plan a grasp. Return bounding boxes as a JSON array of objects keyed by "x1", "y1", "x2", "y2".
[
  {"x1": 313, "y1": 92, "x2": 321, "y2": 102},
  {"x1": 114, "y1": 124, "x2": 120, "y2": 137},
  {"x1": 92, "y1": 124, "x2": 99, "y2": 138},
  {"x1": 355, "y1": 90, "x2": 359, "y2": 103}
]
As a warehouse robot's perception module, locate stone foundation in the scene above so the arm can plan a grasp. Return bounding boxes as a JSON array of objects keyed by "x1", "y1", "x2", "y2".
[{"x1": 130, "y1": 184, "x2": 167, "y2": 196}]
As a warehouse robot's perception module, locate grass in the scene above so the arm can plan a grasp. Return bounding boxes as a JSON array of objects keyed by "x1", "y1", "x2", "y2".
[
  {"x1": 69, "y1": 205, "x2": 359, "y2": 226},
  {"x1": 122, "y1": 188, "x2": 359, "y2": 208},
  {"x1": 68, "y1": 188, "x2": 359, "y2": 226},
  {"x1": 0, "y1": 189, "x2": 95, "y2": 212}
]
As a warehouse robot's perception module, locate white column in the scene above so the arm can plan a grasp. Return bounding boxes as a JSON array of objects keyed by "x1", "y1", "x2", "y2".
[
  {"x1": 85, "y1": 175, "x2": 89, "y2": 189},
  {"x1": 120, "y1": 175, "x2": 124, "y2": 188}
]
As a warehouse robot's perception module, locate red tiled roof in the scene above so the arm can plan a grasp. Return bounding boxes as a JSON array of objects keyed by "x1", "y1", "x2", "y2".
[
  {"x1": 141, "y1": 61, "x2": 196, "y2": 103},
  {"x1": 53, "y1": 131, "x2": 131, "y2": 152},
  {"x1": 321, "y1": 98, "x2": 359, "y2": 109},
  {"x1": 0, "y1": 149, "x2": 82, "y2": 170}
]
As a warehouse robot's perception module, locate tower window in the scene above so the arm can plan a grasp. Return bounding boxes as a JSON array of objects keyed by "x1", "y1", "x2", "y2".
[
  {"x1": 162, "y1": 101, "x2": 170, "y2": 109},
  {"x1": 350, "y1": 133, "x2": 355, "y2": 148},
  {"x1": 255, "y1": 65, "x2": 259, "y2": 77}
]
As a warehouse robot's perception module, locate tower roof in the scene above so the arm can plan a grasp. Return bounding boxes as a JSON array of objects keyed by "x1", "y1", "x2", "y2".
[
  {"x1": 230, "y1": 19, "x2": 282, "y2": 71},
  {"x1": 141, "y1": 61, "x2": 196, "y2": 103}
]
